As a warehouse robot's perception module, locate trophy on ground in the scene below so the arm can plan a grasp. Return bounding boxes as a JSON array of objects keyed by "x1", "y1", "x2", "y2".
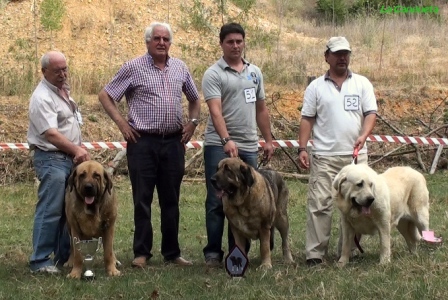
[{"x1": 73, "y1": 237, "x2": 102, "y2": 280}]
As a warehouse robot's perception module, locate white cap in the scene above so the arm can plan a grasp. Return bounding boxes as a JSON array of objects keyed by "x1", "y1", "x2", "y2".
[{"x1": 326, "y1": 36, "x2": 351, "y2": 52}]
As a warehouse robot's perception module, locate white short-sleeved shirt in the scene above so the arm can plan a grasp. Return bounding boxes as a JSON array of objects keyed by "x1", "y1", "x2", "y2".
[
  {"x1": 27, "y1": 79, "x2": 82, "y2": 151},
  {"x1": 301, "y1": 71, "x2": 377, "y2": 155}
]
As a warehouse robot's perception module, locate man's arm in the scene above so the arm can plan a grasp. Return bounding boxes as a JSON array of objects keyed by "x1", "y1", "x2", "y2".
[
  {"x1": 45, "y1": 129, "x2": 90, "y2": 164},
  {"x1": 182, "y1": 99, "x2": 201, "y2": 143},
  {"x1": 188, "y1": 99, "x2": 201, "y2": 121},
  {"x1": 297, "y1": 116, "x2": 315, "y2": 169},
  {"x1": 355, "y1": 113, "x2": 376, "y2": 149},
  {"x1": 256, "y1": 100, "x2": 274, "y2": 162},
  {"x1": 207, "y1": 98, "x2": 229, "y2": 141},
  {"x1": 255, "y1": 100, "x2": 272, "y2": 143},
  {"x1": 298, "y1": 116, "x2": 315, "y2": 149},
  {"x1": 207, "y1": 98, "x2": 237, "y2": 157},
  {"x1": 98, "y1": 89, "x2": 139, "y2": 143}
]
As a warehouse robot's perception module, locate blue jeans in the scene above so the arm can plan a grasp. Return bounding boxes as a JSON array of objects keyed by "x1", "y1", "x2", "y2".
[
  {"x1": 203, "y1": 146, "x2": 258, "y2": 262},
  {"x1": 29, "y1": 149, "x2": 72, "y2": 271}
]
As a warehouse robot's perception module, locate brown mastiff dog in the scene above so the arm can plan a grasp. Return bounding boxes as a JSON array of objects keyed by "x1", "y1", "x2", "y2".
[
  {"x1": 211, "y1": 157, "x2": 294, "y2": 269},
  {"x1": 65, "y1": 160, "x2": 120, "y2": 279}
]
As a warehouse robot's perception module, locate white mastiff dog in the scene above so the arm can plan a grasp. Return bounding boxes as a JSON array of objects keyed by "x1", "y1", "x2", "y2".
[{"x1": 333, "y1": 164, "x2": 429, "y2": 266}]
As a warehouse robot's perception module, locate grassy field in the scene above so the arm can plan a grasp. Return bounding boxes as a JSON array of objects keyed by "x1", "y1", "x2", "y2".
[{"x1": 1, "y1": 170, "x2": 448, "y2": 299}]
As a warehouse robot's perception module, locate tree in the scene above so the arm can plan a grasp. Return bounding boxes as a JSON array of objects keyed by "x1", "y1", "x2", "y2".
[{"x1": 40, "y1": 0, "x2": 65, "y2": 48}]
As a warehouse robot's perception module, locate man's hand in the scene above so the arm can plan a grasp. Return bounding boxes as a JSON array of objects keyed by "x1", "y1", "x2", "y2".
[
  {"x1": 223, "y1": 140, "x2": 238, "y2": 157},
  {"x1": 181, "y1": 122, "x2": 196, "y2": 144},
  {"x1": 261, "y1": 142, "x2": 274, "y2": 164},
  {"x1": 73, "y1": 147, "x2": 90, "y2": 165},
  {"x1": 118, "y1": 121, "x2": 140, "y2": 143},
  {"x1": 297, "y1": 151, "x2": 310, "y2": 169}
]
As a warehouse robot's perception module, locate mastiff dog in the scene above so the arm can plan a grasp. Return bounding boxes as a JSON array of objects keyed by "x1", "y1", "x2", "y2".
[
  {"x1": 211, "y1": 157, "x2": 294, "y2": 269},
  {"x1": 333, "y1": 164, "x2": 430, "y2": 266},
  {"x1": 65, "y1": 160, "x2": 121, "y2": 279}
]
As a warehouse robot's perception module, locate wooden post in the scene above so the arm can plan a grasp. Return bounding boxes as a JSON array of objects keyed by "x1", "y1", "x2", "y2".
[
  {"x1": 307, "y1": 76, "x2": 316, "y2": 86},
  {"x1": 429, "y1": 145, "x2": 444, "y2": 174}
]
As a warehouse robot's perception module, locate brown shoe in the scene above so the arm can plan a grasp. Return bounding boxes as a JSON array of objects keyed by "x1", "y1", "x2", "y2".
[
  {"x1": 131, "y1": 256, "x2": 147, "y2": 268},
  {"x1": 165, "y1": 256, "x2": 193, "y2": 266}
]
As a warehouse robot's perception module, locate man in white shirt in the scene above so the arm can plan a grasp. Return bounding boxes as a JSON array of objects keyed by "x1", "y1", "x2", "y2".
[{"x1": 297, "y1": 37, "x2": 377, "y2": 266}]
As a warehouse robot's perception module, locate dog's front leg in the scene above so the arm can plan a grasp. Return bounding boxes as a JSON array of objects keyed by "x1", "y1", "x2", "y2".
[
  {"x1": 338, "y1": 219, "x2": 354, "y2": 267},
  {"x1": 377, "y1": 223, "x2": 391, "y2": 264},
  {"x1": 102, "y1": 227, "x2": 121, "y2": 276},
  {"x1": 258, "y1": 227, "x2": 272, "y2": 269},
  {"x1": 229, "y1": 223, "x2": 247, "y2": 253},
  {"x1": 67, "y1": 233, "x2": 84, "y2": 279}
]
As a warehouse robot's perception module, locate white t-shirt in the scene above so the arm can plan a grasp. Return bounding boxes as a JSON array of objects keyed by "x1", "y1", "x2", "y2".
[{"x1": 301, "y1": 72, "x2": 377, "y2": 156}]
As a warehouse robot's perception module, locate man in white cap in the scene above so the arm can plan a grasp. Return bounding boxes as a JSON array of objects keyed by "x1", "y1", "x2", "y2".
[{"x1": 297, "y1": 36, "x2": 377, "y2": 266}]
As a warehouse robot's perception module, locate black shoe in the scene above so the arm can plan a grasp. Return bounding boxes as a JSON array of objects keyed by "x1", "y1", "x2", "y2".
[{"x1": 306, "y1": 258, "x2": 323, "y2": 267}]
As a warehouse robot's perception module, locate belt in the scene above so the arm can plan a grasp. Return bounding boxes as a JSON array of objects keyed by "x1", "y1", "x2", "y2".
[
  {"x1": 137, "y1": 129, "x2": 182, "y2": 139},
  {"x1": 34, "y1": 147, "x2": 71, "y2": 157}
]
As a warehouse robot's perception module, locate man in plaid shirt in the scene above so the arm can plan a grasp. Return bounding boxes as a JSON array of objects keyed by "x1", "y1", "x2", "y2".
[{"x1": 99, "y1": 22, "x2": 200, "y2": 268}]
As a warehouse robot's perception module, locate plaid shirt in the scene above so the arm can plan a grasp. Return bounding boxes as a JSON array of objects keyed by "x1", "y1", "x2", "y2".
[{"x1": 105, "y1": 53, "x2": 199, "y2": 134}]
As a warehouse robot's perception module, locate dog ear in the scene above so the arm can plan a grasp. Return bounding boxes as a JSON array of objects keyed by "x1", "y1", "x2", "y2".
[
  {"x1": 240, "y1": 164, "x2": 255, "y2": 187},
  {"x1": 103, "y1": 169, "x2": 113, "y2": 195},
  {"x1": 67, "y1": 168, "x2": 77, "y2": 192},
  {"x1": 332, "y1": 172, "x2": 347, "y2": 193}
]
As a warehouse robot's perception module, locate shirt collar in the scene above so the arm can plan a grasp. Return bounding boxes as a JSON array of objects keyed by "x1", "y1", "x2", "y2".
[
  {"x1": 147, "y1": 53, "x2": 171, "y2": 66},
  {"x1": 324, "y1": 69, "x2": 352, "y2": 80},
  {"x1": 42, "y1": 78, "x2": 70, "y2": 94},
  {"x1": 217, "y1": 56, "x2": 250, "y2": 70}
]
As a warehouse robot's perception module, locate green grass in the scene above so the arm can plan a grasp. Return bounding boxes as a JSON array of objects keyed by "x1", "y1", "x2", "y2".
[{"x1": 1, "y1": 172, "x2": 448, "y2": 299}]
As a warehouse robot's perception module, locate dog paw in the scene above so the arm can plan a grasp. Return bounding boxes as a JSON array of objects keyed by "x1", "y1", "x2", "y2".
[
  {"x1": 64, "y1": 259, "x2": 73, "y2": 268},
  {"x1": 337, "y1": 260, "x2": 348, "y2": 268},
  {"x1": 379, "y1": 257, "x2": 390, "y2": 265},
  {"x1": 107, "y1": 267, "x2": 121, "y2": 277},
  {"x1": 67, "y1": 270, "x2": 82, "y2": 279},
  {"x1": 257, "y1": 263, "x2": 272, "y2": 270},
  {"x1": 284, "y1": 254, "x2": 294, "y2": 264}
]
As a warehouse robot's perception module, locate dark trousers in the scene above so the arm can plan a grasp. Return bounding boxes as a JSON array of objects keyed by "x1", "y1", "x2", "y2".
[{"x1": 127, "y1": 132, "x2": 185, "y2": 261}]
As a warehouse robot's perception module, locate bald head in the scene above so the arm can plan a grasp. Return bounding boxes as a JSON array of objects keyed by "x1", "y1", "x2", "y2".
[{"x1": 41, "y1": 51, "x2": 68, "y2": 89}]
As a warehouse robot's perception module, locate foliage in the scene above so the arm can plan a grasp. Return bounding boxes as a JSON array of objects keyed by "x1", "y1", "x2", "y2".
[
  {"x1": 1, "y1": 38, "x2": 37, "y2": 96},
  {"x1": 316, "y1": 0, "x2": 348, "y2": 25},
  {"x1": 179, "y1": 0, "x2": 212, "y2": 33},
  {"x1": 229, "y1": 0, "x2": 256, "y2": 12},
  {"x1": 316, "y1": 0, "x2": 440, "y2": 24},
  {"x1": 40, "y1": 0, "x2": 65, "y2": 32}
]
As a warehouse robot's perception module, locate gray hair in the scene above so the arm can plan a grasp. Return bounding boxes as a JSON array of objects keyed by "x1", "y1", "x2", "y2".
[
  {"x1": 144, "y1": 22, "x2": 173, "y2": 43},
  {"x1": 41, "y1": 51, "x2": 66, "y2": 68}
]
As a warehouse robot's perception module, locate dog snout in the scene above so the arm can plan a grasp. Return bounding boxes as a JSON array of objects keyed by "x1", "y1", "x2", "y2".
[
  {"x1": 83, "y1": 183, "x2": 96, "y2": 195},
  {"x1": 366, "y1": 196, "x2": 375, "y2": 207}
]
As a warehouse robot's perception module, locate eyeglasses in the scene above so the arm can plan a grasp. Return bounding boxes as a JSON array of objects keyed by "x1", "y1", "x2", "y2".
[{"x1": 45, "y1": 67, "x2": 68, "y2": 75}]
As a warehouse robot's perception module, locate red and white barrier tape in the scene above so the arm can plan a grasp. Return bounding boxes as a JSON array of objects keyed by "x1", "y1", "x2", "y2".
[{"x1": 1, "y1": 135, "x2": 448, "y2": 151}]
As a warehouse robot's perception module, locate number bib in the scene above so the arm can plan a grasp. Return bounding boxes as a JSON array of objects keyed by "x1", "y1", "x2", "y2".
[{"x1": 344, "y1": 95, "x2": 360, "y2": 111}]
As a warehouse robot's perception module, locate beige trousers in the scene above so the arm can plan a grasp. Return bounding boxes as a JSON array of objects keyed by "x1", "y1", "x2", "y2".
[{"x1": 305, "y1": 153, "x2": 368, "y2": 260}]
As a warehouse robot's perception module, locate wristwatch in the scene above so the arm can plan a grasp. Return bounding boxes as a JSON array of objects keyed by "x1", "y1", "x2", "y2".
[
  {"x1": 221, "y1": 137, "x2": 231, "y2": 146},
  {"x1": 189, "y1": 118, "x2": 199, "y2": 126},
  {"x1": 297, "y1": 147, "x2": 307, "y2": 155}
]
